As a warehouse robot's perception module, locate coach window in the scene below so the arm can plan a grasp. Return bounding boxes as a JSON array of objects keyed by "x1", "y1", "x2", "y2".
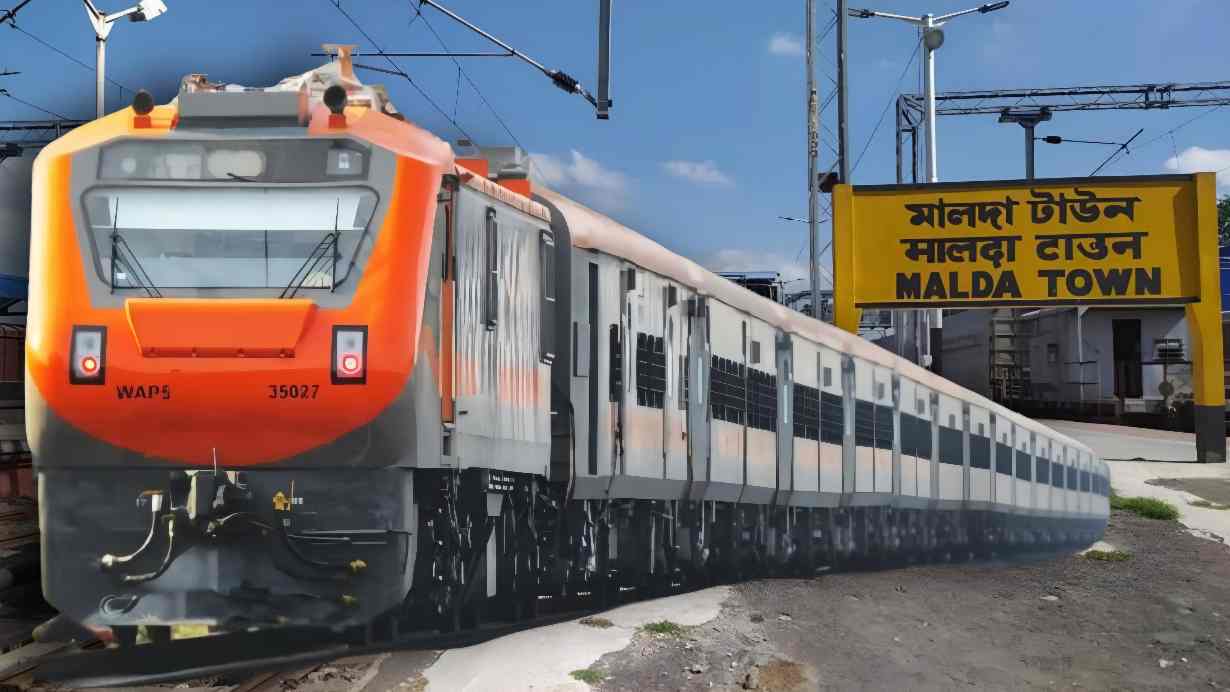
[
  {"x1": 710, "y1": 356, "x2": 745, "y2": 424},
  {"x1": 1015, "y1": 446, "x2": 1032, "y2": 481},
  {"x1": 484, "y1": 208, "x2": 498, "y2": 330},
  {"x1": 609, "y1": 325, "x2": 622, "y2": 402},
  {"x1": 539, "y1": 230, "x2": 555, "y2": 363},
  {"x1": 793, "y1": 380, "x2": 819, "y2": 440},
  {"x1": 636, "y1": 332, "x2": 666, "y2": 409},
  {"x1": 747, "y1": 367, "x2": 777, "y2": 431},
  {"x1": 996, "y1": 432, "x2": 1013, "y2": 476}
]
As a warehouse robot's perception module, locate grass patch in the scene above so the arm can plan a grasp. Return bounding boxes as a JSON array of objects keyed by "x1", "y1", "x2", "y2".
[
  {"x1": 579, "y1": 616, "x2": 614, "y2": 628},
  {"x1": 641, "y1": 620, "x2": 685, "y2": 637},
  {"x1": 570, "y1": 668, "x2": 604, "y2": 684},
  {"x1": 1083, "y1": 549, "x2": 1131, "y2": 562},
  {"x1": 1189, "y1": 498, "x2": 1230, "y2": 510},
  {"x1": 1110, "y1": 494, "x2": 1179, "y2": 520}
]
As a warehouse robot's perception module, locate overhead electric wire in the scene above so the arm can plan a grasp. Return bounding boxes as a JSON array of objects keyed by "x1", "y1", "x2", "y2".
[
  {"x1": 1099, "y1": 104, "x2": 1224, "y2": 174},
  {"x1": 5, "y1": 23, "x2": 133, "y2": 95},
  {"x1": 851, "y1": 37, "x2": 921, "y2": 175},
  {"x1": 1088, "y1": 127, "x2": 1142, "y2": 176},
  {"x1": 327, "y1": 0, "x2": 476, "y2": 144},
  {"x1": 0, "y1": 89, "x2": 71, "y2": 119},
  {"x1": 409, "y1": 2, "x2": 539, "y2": 175}
]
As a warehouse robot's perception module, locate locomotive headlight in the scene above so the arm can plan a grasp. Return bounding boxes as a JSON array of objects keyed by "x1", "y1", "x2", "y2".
[
  {"x1": 332, "y1": 326, "x2": 367, "y2": 384},
  {"x1": 70, "y1": 326, "x2": 107, "y2": 385}
]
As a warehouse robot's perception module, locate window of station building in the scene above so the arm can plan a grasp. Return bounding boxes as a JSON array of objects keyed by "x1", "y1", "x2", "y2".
[
  {"x1": 710, "y1": 356, "x2": 745, "y2": 424},
  {"x1": 793, "y1": 382, "x2": 820, "y2": 440},
  {"x1": 874, "y1": 402, "x2": 894, "y2": 451},
  {"x1": 635, "y1": 332, "x2": 666, "y2": 409},
  {"x1": 484, "y1": 208, "x2": 499, "y2": 330},
  {"x1": 1015, "y1": 449, "x2": 1032, "y2": 480},
  {"x1": 820, "y1": 390, "x2": 843, "y2": 445},
  {"x1": 822, "y1": 367, "x2": 833, "y2": 388},
  {"x1": 539, "y1": 231, "x2": 555, "y2": 363},
  {"x1": 970, "y1": 432, "x2": 991, "y2": 470},
  {"x1": 750, "y1": 340, "x2": 761, "y2": 365},
  {"x1": 609, "y1": 325, "x2": 622, "y2": 402},
  {"x1": 996, "y1": 440, "x2": 1013, "y2": 475},
  {"x1": 747, "y1": 368, "x2": 777, "y2": 431}
]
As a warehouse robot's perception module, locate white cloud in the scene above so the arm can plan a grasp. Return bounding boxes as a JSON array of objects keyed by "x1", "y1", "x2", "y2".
[
  {"x1": 662, "y1": 160, "x2": 734, "y2": 186},
  {"x1": 1163, "y1": 145, "x2": 1230, "y2": 192},
  {"x1": 703, "y1": 248, "x2": 830, "y2": 290},
  {"x1": 768, "y1": 32, "x2": 804, "y2": 57},
  {"x1": 530, "y1": 149, "x2": 630, "y2": 210}
]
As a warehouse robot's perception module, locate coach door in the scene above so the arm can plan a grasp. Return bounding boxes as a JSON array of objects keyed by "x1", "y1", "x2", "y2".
[
  {"x1": 437, "y1": 190, "x2": 456, "y2": 428},
  {"x1": 818, "y1": 346, "x2": 844, "y2": 498},
  {"x1": 664, "y1": 284, "x2": 688, "y2": 491},
  {"x1": 614, "y1": 268, "x2": 673, "y2": 498},
  {"x1": 743, "y1": 318, "x2": 777, "y2": 505},
  {"x1": 685, "y1": 297, "x2": 711, "y2": 500}
]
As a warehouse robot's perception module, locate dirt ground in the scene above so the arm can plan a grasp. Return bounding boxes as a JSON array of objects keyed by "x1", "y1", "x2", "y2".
[{"x1": 591, "y1": 509, "x2": 1230, "y2": 691}]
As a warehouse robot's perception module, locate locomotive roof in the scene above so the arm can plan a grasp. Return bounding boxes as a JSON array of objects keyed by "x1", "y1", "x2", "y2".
[{"x1": 537, "y1": 186, "x2": 1096, "y2": 456}]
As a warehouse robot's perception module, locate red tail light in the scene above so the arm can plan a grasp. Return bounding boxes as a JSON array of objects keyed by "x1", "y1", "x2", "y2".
[
  {"x1": 70, "y1": 326, "x2": 107, "y2": 384},
  {"x1": 332, "y1": 326, "x2": 367, "y2": 384}
]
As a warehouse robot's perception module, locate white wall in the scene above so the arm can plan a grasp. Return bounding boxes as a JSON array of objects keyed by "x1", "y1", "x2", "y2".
[
  {"x1": 938, "y1": 310, "x2": 991, "y2": 398},
  {"x1": 1028, "y1": 307, "x2": 1189, "y2": 403}
]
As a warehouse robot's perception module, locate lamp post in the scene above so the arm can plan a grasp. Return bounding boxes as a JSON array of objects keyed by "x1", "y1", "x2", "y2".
[
  {"x1": 850, "y1": 1, "x2": 1008, "y2": 183},
  {"x1": 81, "y1": 0, "x2": 168, "y2": 119},
  {"x1": 849, "y1": 1, "x2": 1007, "y2": 369}
]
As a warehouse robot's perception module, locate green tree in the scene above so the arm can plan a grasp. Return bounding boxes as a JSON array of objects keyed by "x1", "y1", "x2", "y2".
[{"x1": 1220, "y1": 194, "x2": 1230, "y2": 247}]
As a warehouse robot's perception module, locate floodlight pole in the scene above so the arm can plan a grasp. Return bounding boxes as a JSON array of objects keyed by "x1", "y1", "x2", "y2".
[
  {"x1": 850, "y1": 1, "x2": 1008, "y2": 366},
  {"x1": 83, "y1": 2, "x2": 117, "y2": 119},
  {"x1": 82, "y1": 0, "x2": 165, "y2": 119}
]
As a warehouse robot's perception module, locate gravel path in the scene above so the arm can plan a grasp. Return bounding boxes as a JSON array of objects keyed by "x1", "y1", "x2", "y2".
[{"x1": 593, "y1": 508, "x2": 1230, "y2": 691}]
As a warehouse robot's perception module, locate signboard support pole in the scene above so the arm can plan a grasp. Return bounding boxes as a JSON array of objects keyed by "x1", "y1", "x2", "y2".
[
  {"x1": 833, "y1": 183, "x2": 860, "y2": 334},
  {"x1": 1189, "y1": 172, "x2": 1225, "y2": 463}
]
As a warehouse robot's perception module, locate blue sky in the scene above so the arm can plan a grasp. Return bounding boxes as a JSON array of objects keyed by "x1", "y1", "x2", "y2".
[{"x1": 1, "y1": 0, "x2": 1228, "y2": 287}]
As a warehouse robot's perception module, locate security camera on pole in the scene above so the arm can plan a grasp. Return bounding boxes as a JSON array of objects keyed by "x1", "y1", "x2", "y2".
[
  {"x1": 849, "y1": 1, "x2": 1008, "y2": 369},
  {"x1": 81, "y1": 0, "x2": 168, "y2": 119}
]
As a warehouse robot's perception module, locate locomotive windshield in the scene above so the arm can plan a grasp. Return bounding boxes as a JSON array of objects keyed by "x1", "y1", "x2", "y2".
[{"x1": 82, "y1": 186, "x2": 377, "y2": 291}]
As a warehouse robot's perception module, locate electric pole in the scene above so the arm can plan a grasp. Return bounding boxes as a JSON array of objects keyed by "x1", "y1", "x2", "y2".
[{"x1": 806, "y1": 0, "x2": 821, "y2": 315}]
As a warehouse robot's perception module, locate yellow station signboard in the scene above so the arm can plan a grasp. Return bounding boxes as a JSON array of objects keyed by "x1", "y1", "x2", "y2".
[
  {"x1": 834, "y1": 174, "x2": 1210, "y2": 309},
  {"x1": 831, "y1": 172, "x2": 1224, "y2": 461}
]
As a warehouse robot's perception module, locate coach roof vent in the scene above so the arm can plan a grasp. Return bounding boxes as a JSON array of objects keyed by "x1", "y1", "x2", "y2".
[{"x1": 176, "y1": 73, "x2": 307, "y2": 128}]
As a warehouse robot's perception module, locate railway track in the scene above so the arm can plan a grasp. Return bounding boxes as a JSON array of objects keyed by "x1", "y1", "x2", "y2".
[
  {"x1": 0, "y1": 639, "x2": 102, "y2": 689},
  {"x1": 0, "y1": 533, "x2": 37, "y2": 551}
]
